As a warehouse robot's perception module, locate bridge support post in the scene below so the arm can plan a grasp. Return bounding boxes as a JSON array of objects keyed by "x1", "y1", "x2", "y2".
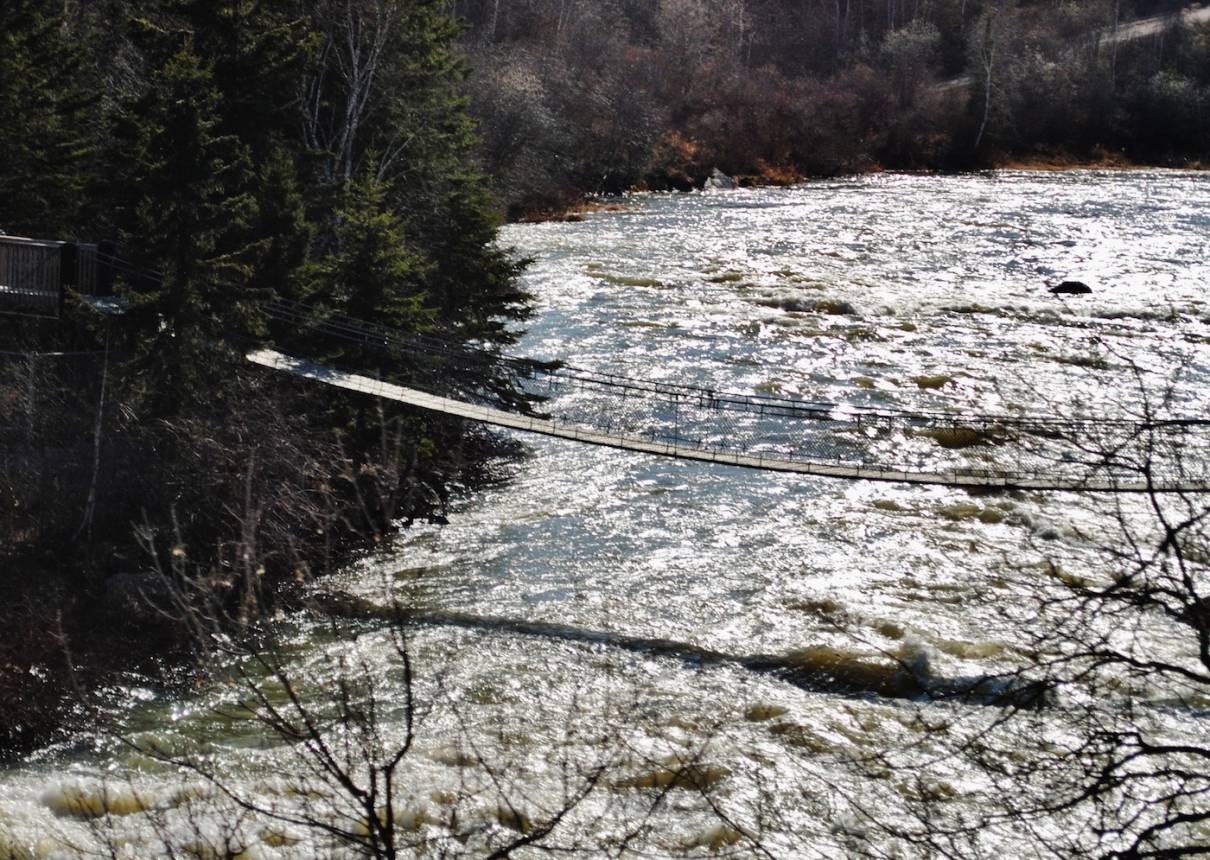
[{"x1": 58, "y1": 242, "x2": 78, "y2": 315}]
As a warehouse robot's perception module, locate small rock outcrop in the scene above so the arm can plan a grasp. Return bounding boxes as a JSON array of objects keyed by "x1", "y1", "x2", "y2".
[
  {"x1": 702, "y1": 167, "x2": 738, "y2": 191},
  {"x1": 1048, "y1": 280, "x2": 1092, "y2": 295}
]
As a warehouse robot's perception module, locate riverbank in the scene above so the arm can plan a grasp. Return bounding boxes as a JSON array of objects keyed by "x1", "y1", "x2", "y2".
[
  {"x1": 0, "y1": 0, "x2": 540, "y2": 768},
  {"x1": 991, "y1": 146, "x2": 1208, "y2": 172},
  {"x1": 0, "y1": 358, "x2": 517, "y2": 761},
  {"x1": 472, "y1": 1, "x2": 1210, "y2": 224},
  {"x1": 511, "y1": 153, "x2": 1208, "y2": 224}
]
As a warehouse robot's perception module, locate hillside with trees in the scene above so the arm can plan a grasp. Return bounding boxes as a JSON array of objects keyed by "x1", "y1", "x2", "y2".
[{"x1": 453, "y1": 0, "x2": 1210, "y2": 216}]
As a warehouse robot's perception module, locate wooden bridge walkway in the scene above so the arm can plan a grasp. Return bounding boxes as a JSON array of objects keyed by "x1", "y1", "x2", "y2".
[{"x1": 248, "y1": 349, "x2": 1210, "y2": 493}]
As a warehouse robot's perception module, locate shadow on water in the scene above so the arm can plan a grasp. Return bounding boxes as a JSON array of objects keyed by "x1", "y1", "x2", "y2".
[{"x1": 310, "y1": 593, "x2": 1051, "y2": 710}]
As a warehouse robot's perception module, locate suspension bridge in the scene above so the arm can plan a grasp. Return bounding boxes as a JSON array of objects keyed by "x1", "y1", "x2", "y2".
[
  {"x1": 5, "y1": 236, "x2": 1209, "y2": 493},
  {"x1": 245, "y1": 347, "x2": 1210, "y2": 493},
  {"x1": 247, "y1": 300, "x2": 1210, "y2": 494}
]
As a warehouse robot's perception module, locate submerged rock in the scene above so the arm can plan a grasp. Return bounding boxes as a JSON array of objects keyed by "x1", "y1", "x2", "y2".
[
  {"x1": 601, "y1": 273, "x2": 664, "y2": 288},
  {"x1": 683, "y1": 825, "x2": 744, "y2": 851},
  {"x1": 615, "y1": 758, "x2": 731, "y2": 791},
  {"x1": 912, "y1": 374, "x2": 954, "y2": 391},
  {"x1": 1048, "y1": 280, "x2": 1092, "y2": 295},
  {"x1": 922, "y1": 425, "x2": 1000, "y2": 449},
  {"x1": 496, "y1": 804, "x2": 534, "y2": 834},
  {"x1": 753, "y1": 293, "x2": 858, "y2": 315},
  {"x1": 43, "y1": 782, "x2": 153, "y2": 819},
  {"x1": 816, "y1": 298, "x2": 858, "y2": 315},
  {"x1": 744, "y1": 703, "x2": 789, "y2": 722}
]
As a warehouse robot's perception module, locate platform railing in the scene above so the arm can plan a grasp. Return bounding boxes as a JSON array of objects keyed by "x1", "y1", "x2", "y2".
[{"x1": 0, "y1": 236, "x2": 102, "y2": 317}]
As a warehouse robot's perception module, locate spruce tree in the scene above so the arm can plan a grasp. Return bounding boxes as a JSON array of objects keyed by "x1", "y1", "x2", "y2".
[
  {"x1": 319, "y1": 180, "x2": 431, "y2": 329},
  {"x1": 0, "y1": 0, "x2": 96, "y2": 237},
  {"x1": 302, "y1": 0, "x2": 531, "y2": 354},
  {"x1": 171, "y1": 0, "x2": 317, "y2": 313},
  {"x1": 249, "y1": 145, "x2": 313, "y2": 306},
  {"x1": 113, "y1": 33, "x2": 258, "y2": 414},
  {"x1": 170, "y1": 0, "x2": 314, "y2": 160},
  {"x1": 381, "y1": 0, "x2": 531, "y2": 346}
]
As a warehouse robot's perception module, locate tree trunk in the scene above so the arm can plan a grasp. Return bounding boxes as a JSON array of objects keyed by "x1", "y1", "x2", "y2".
[
  {"x1": 974, "y1": 16, "x2": 996, "y2": 154},
  {"x1": 1110, "y1": 0, "x2": 1120, "y2": 88}
]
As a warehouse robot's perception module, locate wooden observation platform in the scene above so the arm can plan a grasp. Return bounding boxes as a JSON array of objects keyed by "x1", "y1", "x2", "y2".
[{"x1": 0, "y1": 236, "x2": 117, "y2": 318}]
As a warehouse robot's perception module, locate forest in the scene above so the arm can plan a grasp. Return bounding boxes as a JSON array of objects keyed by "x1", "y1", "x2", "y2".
[{"x1": 454, "y1": 0, "x2": 1210, "y2": 216}]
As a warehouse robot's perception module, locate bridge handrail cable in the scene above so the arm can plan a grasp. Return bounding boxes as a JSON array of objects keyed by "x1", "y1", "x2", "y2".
[{"x1": 260, "y1": 297, "x2": 1209, "y2": 434}]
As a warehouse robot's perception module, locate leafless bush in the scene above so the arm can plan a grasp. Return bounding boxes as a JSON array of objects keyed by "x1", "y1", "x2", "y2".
[{"x1": 828, "y1": 365, "x2": 1210, "y2": 858}]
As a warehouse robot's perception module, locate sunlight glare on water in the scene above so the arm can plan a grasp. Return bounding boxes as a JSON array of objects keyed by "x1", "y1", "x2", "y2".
[{"x1": 2, "y1": 172, "x2": 1209, "y2": 857}]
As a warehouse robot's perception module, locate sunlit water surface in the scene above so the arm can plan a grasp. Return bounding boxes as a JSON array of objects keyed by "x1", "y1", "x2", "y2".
[{"x1": 3, "y1": 172, "x2": 1210, "y2": 857}]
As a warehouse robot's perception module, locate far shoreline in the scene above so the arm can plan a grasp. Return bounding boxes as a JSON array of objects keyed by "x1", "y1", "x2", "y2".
[{"x1": 513, "y1": 157, "x2": 1209, "y2": 224}]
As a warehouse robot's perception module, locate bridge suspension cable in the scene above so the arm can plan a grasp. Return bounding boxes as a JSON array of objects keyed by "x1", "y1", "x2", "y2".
[{"x1": 247, "y1": 300, "x2": 1210, "y2": 493}]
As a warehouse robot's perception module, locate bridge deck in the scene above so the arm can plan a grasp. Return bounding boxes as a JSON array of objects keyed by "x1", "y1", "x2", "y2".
[{"x1": 248, "y1": 350, "x2": 1204, "y2": 493}]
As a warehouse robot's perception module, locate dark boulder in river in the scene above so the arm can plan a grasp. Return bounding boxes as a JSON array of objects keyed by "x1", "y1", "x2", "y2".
[{"x1": 1048, "y1": 280, "x2": 1092, "y2": 295}]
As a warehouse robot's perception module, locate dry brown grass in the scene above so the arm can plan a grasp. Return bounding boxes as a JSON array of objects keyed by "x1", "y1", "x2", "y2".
[
  {"x1": 515, "y1": 199, "x2": 633, "y2": 224},
  {"x1": 994, "y1": 145, "x2": 1136, "y2": 171},
  {"x1": 750, "y1": 160, "x2": 805, "y2": 186}
]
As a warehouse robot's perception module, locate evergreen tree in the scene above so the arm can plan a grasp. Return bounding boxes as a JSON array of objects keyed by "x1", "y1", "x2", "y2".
[
  {"x1": 170, "y1": 0, "x2": 315, "y2": 161},
  {"x1": 301, "y1": 0, "x2": 531, "y2": 353},
  {"x1": 170, "y1": 0, "x2": 317, "y2": 312},
  {"x1": 0, "y1": 0, "x2": 96, "y2": 237},
  {"x1": 112, "y1": 33, "x2": 258, "y2": 414},
  {"x1": 249, "y1": 145, "x2": 314, "y2": 305},
  {"x1": 306, "y1": 178, "x2": 433, "y2": 345},
  {"x1": 376, "y1": 0, "x2": 531, "y2": 345},
  {"x1": 297, "y1": 178, "x2": 437, "y2": 447}
]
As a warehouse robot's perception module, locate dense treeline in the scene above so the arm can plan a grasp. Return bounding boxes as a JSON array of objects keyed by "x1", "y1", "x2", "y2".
[
  {"x1": 453, "y1": 0, "x2": 1210, "y2": 216},
  {"x1": 0, "y1": 0, "x2": 528, "y2": 754}
]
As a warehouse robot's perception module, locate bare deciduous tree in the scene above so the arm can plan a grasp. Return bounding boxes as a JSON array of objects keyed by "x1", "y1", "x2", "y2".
[{"x1": 829, "y1": 370, "x2": 1210, "y2": 858}]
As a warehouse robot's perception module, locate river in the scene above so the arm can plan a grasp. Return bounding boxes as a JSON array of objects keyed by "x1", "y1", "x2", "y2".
[{"x1": 2, "y1": 171, "x2": 1209, "y2": 857}]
